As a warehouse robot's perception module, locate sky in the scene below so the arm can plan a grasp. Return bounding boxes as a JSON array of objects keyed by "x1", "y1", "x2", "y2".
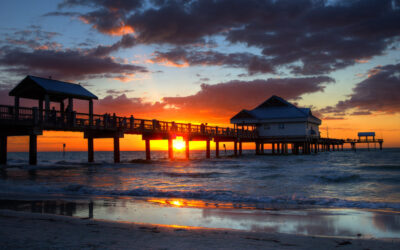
[{"x1": 0, "y1": 0, "x2": 399, "y2": 152}]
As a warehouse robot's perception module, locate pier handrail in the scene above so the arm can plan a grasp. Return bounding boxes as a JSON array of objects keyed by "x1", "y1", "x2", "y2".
[{"x1": 0, "y1": 104, "x2": 256, "y2": 139}]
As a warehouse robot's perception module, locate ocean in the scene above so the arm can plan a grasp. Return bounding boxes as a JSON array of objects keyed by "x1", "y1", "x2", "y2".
[{"x1": 1, "y1": 148, "x2": 400, "y2": 238}]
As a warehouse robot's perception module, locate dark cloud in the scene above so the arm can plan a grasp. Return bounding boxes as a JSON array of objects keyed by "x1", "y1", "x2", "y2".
[
  {"x1": 89, "y1": 34, "x2": 137, "y2": 57},
  {"x1": 59, "y1": 0, "x2": 143, "y2": 36},
  {"x1": 106, "y1": 89, "x2": 135, "y2": 95},
  {"x1": 1, "y1": 25, "x2": 62, "y2": 50},
  {"x1": 60, "y1": 0, "x2": 400, "y2": 75},
  {"x1": 0, "y1": 47, "x2": 147, "y2": 81},
  {"x1": 320, "y1": 63, "x2": 400, "y2": 115},
  {"x1": 42, "y1": 11, "x2": 81, "y2": 17},
  {"x1": 59, "y1": 0, "x2": 143, "y2": 11},
  {"x1": 150, "y1": 48, "x2": 274, "y2": 74}
]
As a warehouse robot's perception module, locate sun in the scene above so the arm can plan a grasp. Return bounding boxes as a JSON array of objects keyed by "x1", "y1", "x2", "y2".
[{"x1": 173, "y1": 139, "x2": 186, "y2": 151}]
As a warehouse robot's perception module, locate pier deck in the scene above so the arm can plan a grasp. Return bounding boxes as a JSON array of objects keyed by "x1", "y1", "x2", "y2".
[{"x1": 0, "y1": 104, "x2": 350, "y2": 165}]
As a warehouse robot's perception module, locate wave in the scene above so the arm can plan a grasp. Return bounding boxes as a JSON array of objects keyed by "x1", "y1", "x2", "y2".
[
  {"x1": 161, "y1": 171, "x2": 223, "y2": 178},
  {"x1": 1, "y1": 183, "x2": 400, "y2": 210},
  {"x1": 311, "y1": 174, "x2": 361, "y2": 183},
  {"x1": 358, "y1": 165, "x2": 400, "y2": 171},
  {"x1": 257, "y1": 174, "x2": 284, "y2": 180}
]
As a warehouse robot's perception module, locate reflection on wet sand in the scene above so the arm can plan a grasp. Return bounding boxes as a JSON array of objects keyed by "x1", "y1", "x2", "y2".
[
  {"x1": 1, "y1": 197, "x2": 400, "y2": 239},
  {"x1": 0, "y1": 199, "x2": 93, "y2": 218}
]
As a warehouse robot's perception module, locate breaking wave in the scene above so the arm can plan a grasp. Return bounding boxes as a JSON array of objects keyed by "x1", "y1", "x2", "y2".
[{"x1": 2, "y1": 183, "x2": 400, "y2": 210}]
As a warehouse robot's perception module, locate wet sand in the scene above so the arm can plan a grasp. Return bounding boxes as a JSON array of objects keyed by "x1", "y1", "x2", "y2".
[{"x1": 1, "y1": 210, "x2": 399, "y2": 250}]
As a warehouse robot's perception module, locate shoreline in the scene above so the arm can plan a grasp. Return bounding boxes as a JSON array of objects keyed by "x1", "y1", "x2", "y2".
[
  {"x1": 1, "y1": 195, "x2": 400, "y2": 239},
  {"x1": 1, "y1": 209, "x2": 399, "y2": 249}
]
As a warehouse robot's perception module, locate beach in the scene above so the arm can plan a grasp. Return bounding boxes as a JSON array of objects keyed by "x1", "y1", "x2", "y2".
[
  {"x1": 1, "y1": 149, "x2": 400, "y2": 248},
  {"x1": 1, "y1": 209, "x2": 399, "y2": 250}
]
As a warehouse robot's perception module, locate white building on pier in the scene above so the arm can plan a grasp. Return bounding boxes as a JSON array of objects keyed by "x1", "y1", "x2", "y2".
[{"x1": 230, "y1": 95, "x2": 321, "y2": 139}]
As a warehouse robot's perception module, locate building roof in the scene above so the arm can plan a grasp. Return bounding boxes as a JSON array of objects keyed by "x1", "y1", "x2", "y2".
[
  {"x1": 358, "y1": 132, "x2": 375, "y2": 137},
  {"x1": 9, "y1": 75, "x2": 98, "y2": 102},
  {"x1": 231, "y1": 95, "x2": 321, "y2": 123}
]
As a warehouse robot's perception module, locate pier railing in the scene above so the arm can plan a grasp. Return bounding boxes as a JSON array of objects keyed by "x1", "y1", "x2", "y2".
[{"x1": 0, "y1": 104, "x2": 256, "y2": 139}]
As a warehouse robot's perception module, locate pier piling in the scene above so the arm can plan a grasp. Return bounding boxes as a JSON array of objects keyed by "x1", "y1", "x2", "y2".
[
  {"x1": 29, "y1": 135, "x2": 37, "y2": 165},
  {"x1": 87, "y1": 137, "x2": 94, "y2": 163},
  {"x1": 185, "y1": 139, "x2": 189, "y2": 160},
  {"x1": 0, "y1": 136, "x2": 7, "y2": 165},
  {"x1": 113, "y1": 136, "x2": 120, "y2": 163},
  {"x1": 206, "y1": 140, "x2": 210, "y2": 159},
  {"x1": 168, "y1": 138, "x2": 174, "y2": 160},
  {"x1": 145, "y1": 139, "x2": 151, "y2": 160},
  {"x1": 215, "y1": 141, "x2": 220, "y2": 158}
]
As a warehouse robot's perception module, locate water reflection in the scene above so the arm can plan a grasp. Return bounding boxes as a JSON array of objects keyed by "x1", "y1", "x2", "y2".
[{"x1": 1, "y1": 197, "x2": 400, "y2": 239}]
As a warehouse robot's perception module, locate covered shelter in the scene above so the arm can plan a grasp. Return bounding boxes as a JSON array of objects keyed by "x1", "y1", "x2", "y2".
[
  {"x1": 358, "y1": 132, "x2": 375, "y2": 141},
  {"x1": 9, "y1": 75, "x2": 98, "y2": 125}
]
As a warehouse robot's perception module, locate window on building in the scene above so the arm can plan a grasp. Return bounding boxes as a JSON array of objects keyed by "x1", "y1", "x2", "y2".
[
  {"x1": 264, "y1": 124, "x2": 270, "y2": 130},
  {"x1": 279, "y1": 123, "x2": 285, "y2": 129}
]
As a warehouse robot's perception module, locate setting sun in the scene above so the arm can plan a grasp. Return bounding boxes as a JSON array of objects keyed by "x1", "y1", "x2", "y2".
[{"x1": 173, "y1": 139, "x2": 186, "y2": 151}]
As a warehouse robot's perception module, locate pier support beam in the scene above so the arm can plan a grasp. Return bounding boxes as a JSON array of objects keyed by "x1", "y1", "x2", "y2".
[
  {"x1": 234, "y1": 141, "x2": 238, "y2": 156},
  {"x1": 0, "y1": 136, "x2": 7, "y2": 165},
  {"x1": 272, "y1": 143, "x2": 275, "y2": 155},
  {"x1": 379, "y1": 142, "x2": 383, "y2": 150},
  {"x1": 261, "y1": 143, "x2": 264, "y2": 154},
  {"x1": 14, "y1": 96, "x2": 20, "y2": 120},
  {"x1": 168, "y1": 138, "x2": 174, "y2": 160},
  {"x1": 239, "y1": 141, "x2": 242, "y2": 156},
  {"x1": 215, "y1": 141, "x2": 220, "y2": 158},
  {"x1": 206, "y1": 140, "x2": 210, "y2": 159},
  {"x1": 145, "y1": 139, "x2": 151, "y2": 160},
  {"x1": 255, "y1": 142, "x2": 259, "y2": 155},
  {"x1": 29, "y1": 135, "x2": 37, "y2": 165},
  {"x1": 185, "y1": 139, "x2": 189, "y2": 160},
  {"x1": 113, "y1": 136, "x2": 120, "y2": 163},
  {"x1": 87, "y1": 137, "x2": 94, "y2": 163}
]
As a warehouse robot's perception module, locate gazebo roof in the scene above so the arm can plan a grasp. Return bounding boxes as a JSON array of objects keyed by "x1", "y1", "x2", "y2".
[{"x1": 9, "y1": 75, "x2": 98, "y2": 102}]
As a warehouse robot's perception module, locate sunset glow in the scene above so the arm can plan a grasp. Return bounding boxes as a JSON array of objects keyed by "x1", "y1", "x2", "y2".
[
  {"x1": 0, "y1": 0, "x2": 398, "y2": 152},
  {"x1": 173, "y1": 138, "x2": 186, "y2": 151}
]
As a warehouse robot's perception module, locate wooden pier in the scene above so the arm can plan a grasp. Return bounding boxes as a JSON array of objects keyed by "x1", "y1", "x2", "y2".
[{"x1": 0, "y1": 75, "x2": 367, "y2": 165}]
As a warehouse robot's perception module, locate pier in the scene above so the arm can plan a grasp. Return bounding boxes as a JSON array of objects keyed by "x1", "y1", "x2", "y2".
[
  {"x1": 345, "y1": 132, "x2": 384, "y2": 151},
  {"x1": 0, "y1": 75, "x2": 372, "y2": 165}
]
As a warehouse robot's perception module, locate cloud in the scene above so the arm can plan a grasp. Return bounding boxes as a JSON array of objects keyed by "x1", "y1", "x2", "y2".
[
  {"x1": 59, "y1": 0, "x2": 400, "y2": 75},
  {"x1": 161, "y1": 76, "x2": 334, "y2": 122},
  {"x1": 320, "y1": 63, "x2": 400, "y2": 115},
  {"x1": 59, "y1": 0, "x2": 143, "y2": 36},
  {"x1": 89, "y1": 34, "x2": 137, "y2": 57},
  {"x1": 149, "y1": 49, "x2": 274, "y2": 74},
  {"x1": 0, "y1": 47, "x2": 147, "y2": 81}
]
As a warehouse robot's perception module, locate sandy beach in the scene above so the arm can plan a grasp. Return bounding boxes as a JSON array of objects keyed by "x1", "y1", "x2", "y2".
[{"x1": 0, "y1": 210, "x2": 399, "y2": 250}]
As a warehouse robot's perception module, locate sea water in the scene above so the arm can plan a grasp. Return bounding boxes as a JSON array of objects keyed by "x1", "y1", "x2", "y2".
[{"x1": 1, "y1": 148, "x2": 400, "y2": 238}]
